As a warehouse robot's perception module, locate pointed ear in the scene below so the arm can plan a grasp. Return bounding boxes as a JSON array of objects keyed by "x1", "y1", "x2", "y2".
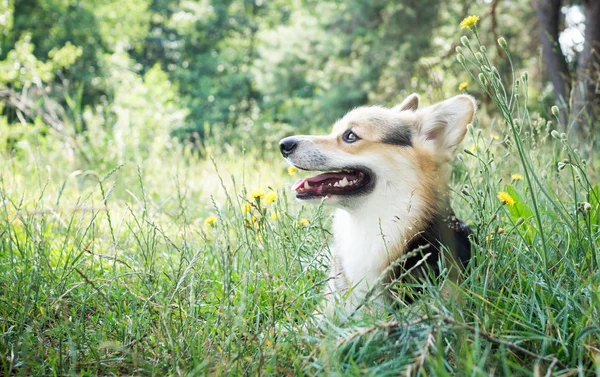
[
  {"x1": 393, "y1": 93, "x2": 420, "y2": 112},
  {"x1": 416, "y1": 95, "x2": 476, "y2": 160}
]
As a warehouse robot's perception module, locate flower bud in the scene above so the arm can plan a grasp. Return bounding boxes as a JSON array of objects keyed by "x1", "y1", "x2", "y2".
[
  {"x1": 578, "y1": 201, "x2": 592, "y2": 214},
  {"x1": 551, "y1": 105, "x2": 559, "y2": 117},
  {"x1": 456, "y1": 46, "x2": 463, "y2": 54},
  {"x1": 461, "y1": 36, "x2": 471, "y2": 48},
  {"x1": 498, "y1": 37, "x2": 508, "y2": 50},
  {"x1": 515, "y1": 217, "x2": 524, "y2": 226},
  {"x1": 480, "y1": 45, "x2": 487, "y2": 53},
  {"x1": 457, "y1": 54, "x2": 465, "y2": 64},
  {"x1": 478, "y1": 73, "x2": 486, "y2": 84},
  {"x1": 466, "y1": 123, "x2": 474, "y2": 134},
  {"x1": 475, "y1": 52, "x2": 484, "y2": 63},
  {"x1": 550, "y1": 130, "x2": 559, "y2": 139}
]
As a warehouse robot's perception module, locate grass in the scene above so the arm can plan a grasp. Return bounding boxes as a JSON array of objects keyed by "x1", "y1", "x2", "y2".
[{"x1": 1, "y1": 31, "x2": 600, "y2": 376}]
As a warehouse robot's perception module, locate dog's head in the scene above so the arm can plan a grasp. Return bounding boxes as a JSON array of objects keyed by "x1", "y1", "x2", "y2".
[{"x1": 280, "y1": 94, "x2": 476, "y2": 210}]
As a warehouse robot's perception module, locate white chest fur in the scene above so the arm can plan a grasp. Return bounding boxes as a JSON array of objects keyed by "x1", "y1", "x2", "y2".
[{"x1": 330, "y1": 196, "x2": 422, "y2": 295}]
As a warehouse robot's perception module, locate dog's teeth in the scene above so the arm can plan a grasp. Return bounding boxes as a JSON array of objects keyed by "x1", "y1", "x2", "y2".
[
  {"x1": 340, "y1": 177, "x2": 349, "y2": 187},
  {"x1": 334, "y1": 182, "x2": 340, "y2": 187},
  {"x1": 304, "y1": 181, "x2": 310, "y2": 189}
]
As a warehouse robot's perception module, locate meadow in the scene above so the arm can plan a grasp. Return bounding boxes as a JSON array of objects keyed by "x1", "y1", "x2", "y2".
[{"x1": 2, "y1": 9, "x2": 600, "y2": 377}]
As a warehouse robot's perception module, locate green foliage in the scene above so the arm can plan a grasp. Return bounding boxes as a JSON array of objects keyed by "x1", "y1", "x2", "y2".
[{"x1": 0, "y1": 35, "x2": 81, "y2": 87}]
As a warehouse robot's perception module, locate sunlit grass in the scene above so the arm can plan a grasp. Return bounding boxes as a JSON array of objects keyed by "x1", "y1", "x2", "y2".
[{"x1": 1, "y1": 31, "x2": 600, "y2": 376}]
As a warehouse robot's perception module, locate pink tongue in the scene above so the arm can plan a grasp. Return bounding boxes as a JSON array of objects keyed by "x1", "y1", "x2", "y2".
[
  {"x1": 292, "y1": 172, "x2": 356, "y2": 191},
  {"x1": 292, "y1": 179, "x2": 304, "y2": 191}
]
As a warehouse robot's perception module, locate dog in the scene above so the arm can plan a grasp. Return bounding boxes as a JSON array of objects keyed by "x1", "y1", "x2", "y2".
[{"x1": 279, "y1": 93, "x2": 475, "y2": 318}]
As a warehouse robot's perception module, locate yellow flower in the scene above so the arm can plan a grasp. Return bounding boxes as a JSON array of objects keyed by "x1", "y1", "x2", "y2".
[
  {"x1": 299, "y1": 218, "x2": 309, "y2": 226},
  {"x1": 270, "y1": 211, "x2": 281, "y2": 221},
  {"x1": 264, "y1": 191, "x2": 277, "y2": 205},
  {"x1": 204, "y1": 215, "x2": 218, "y2": 226},
  {"x1": 250, "y1": 189, "x2": 265, "y2": 200},
  {"x1": 497, "y1": 191, "x2": 515, "y2": 206},
  {"x1": 491, "y1": 134, "x2": 500, "y2": 141},
  {"x1": 287, "y1": 166, "x2": 297, "y2": 175},
  {"x1": 242, "y1": 202, "x2": 252, "y2": 213},
  {"x1": 460, "y1": 15, "x2": 480, "y2": 29},
  {"x1": 458, "y1": 82, "x2": 468, "y2": 91},
  {"x1": 511, "y1": 173, "x2": 523, "y2": 181}
]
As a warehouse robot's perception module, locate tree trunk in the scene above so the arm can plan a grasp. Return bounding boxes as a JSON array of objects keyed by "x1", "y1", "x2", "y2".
[
  {"x1": 535, "y1": 0, "x2": 571, "y2": 127},
  {"x1": 572, "y1": 0, "x2": 600, "y2": 138}
]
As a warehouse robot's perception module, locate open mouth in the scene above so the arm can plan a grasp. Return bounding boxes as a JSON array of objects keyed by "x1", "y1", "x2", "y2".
[{"x1": 292, "y1": 167, "x2": 374, "y2": 199}]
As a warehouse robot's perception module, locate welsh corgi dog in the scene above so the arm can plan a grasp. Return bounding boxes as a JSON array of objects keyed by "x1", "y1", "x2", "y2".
[{"x1": 279, "y1": 93, "x2": 476, "y2": 317}]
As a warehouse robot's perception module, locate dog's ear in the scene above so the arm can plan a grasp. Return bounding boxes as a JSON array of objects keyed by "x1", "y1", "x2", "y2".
[
  {"x1": 393, "y1": 93, "x2": 420, "y2": 112},
  {"x1": 416, "y1": 95, "x2": 476, "y2": 160}
]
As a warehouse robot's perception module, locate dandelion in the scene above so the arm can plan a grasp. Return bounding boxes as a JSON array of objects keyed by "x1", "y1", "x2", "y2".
[
  {"x1": 497, "y1": 191, "x2": 515, "y2": 206},
  {"x1": 242, "y1": 202, "x2": 252, "y2": 213},
  {"x1": 460, "y1": 15, "x2": 480, "y2": 30},
  {"x1": 299, "y1": 218, "x2": 309, "y2": 226},
  {"x1": 511, "y1": 173, "x2": 523, "y2": 181},
  {"x1": 264, "y1": 191, "x2": 277, "y2": 205},
  {"x1": 204, "y1": 215, "x2": 218, "y2": 226},
  {"x1": 250, "y1": 189, "x2": 265, "y2": 200},
  {"x1": 287, "y1": 166, "x2": 297, "y2": 175},
  {"x1": 270, "y1": 211, "x2": 280, "y2": 221},
  {"x1": 458, "y1": 82, "x2": 468, "y2": 91}
]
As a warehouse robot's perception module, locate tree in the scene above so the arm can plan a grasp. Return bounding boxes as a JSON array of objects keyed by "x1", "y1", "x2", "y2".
[
  {"x1": 535, "y1": 0, "x2": 600, "y2": 135},
  {"x1": 571, "y1": 0, "x2": 600, "y2": 135},
  {"x1": 535, "y1": 0, "x2": 571, "y2": 126}
]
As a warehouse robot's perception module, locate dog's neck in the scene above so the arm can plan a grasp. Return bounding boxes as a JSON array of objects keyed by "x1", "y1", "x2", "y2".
[{"x1": 331, "y1": 189, "x2": 446, "y2": 291}]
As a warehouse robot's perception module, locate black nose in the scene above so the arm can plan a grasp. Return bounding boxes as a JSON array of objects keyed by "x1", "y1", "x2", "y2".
[{"x1": 279, "y1": 137, "x2": 298, "y2": 157}]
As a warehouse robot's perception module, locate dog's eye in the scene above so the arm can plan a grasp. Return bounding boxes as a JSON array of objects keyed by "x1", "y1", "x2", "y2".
[{"x1": 342, "y1": 130, "x2": 360, "y2": 143}]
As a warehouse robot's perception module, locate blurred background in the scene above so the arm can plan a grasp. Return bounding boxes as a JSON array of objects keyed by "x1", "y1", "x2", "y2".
[{"x1": 0, "y1": 0, "x2": 598, "y2": 158}]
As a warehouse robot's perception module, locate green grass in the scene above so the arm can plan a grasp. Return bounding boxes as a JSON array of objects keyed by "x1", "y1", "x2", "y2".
[{"x1": 2, "y1": 32, "x2": 600, "y2": 376}]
